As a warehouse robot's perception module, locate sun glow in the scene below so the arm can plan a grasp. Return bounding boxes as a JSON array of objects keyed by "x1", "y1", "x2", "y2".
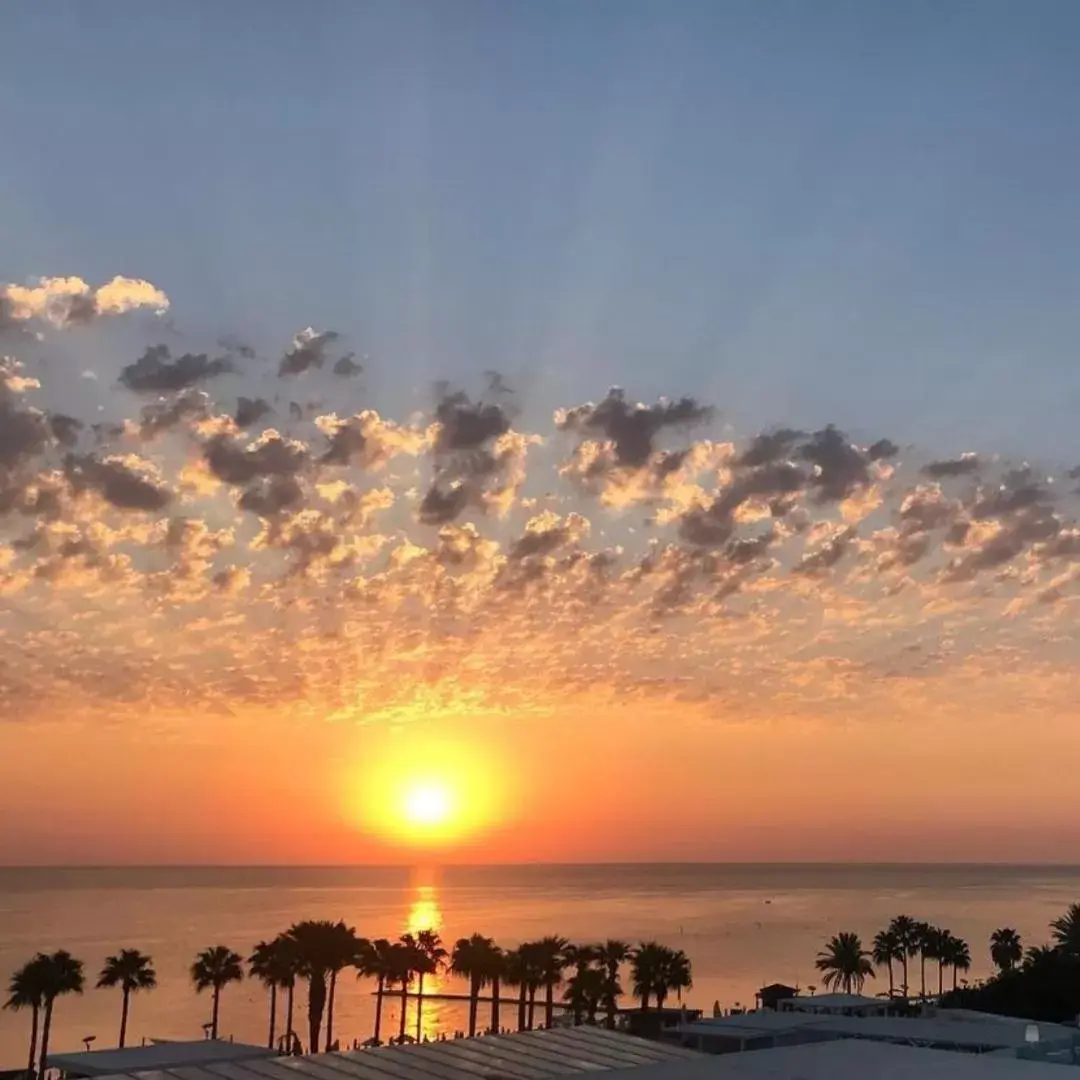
[{"x1": 346, "y1": 732, "x2": 507, "y2": 849}]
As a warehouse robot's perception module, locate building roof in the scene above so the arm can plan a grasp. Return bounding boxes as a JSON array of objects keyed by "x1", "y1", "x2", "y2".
[
  {"x1": 85, "y1": 1027, "x2": 700, "y2": 1080},
  {"x1": 46, "y1": 1041, "x2": 277, "y2": 1077},
  {"x1": 816, "y1": 1014, "x2": 1076, "y2": 1051},
  {"x1": 755, "y1": 985, "x2": 797, "y2": 995},
  {"x1": 615, "y1": 1040, "x2": 1072, "y2": 1079},
  {"x1": 679, "y1": 1012, "x2": 832, "y2": 1037},
  {"x1": 782, "y1": 994, "x2": 883, "y2": 1011}
]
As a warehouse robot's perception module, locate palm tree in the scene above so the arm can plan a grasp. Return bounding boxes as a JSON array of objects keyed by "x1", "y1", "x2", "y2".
[
  {"x1": 563, "y1": 966, "x2": 606, "y2": 1026},
  {"x1": 250, "y1": 940, "x2": 299, "y2": 1049},
  {"x1": 946, "y1": 936, "x2": 971, "y2": 992},
  {"x1": 486, "y1": 944, "x2": 505, "y2": 1034},
  {"x1": 286, "y1": 920, "x2": 363, "y2": 1053},
  {"x1": 35, "y1": 951, "x2": 85, "y2": 1080},
  {"x1": 915, "y1": 922, "x2": 934, "y2": 999},
  {"x1": 520, "y1": 942, "x2": 545, "y2": 1030},
  {"x1": 4, "y1": 954, "x2": 51, "y2": 1078},
  {"x1": 888, "y1": 915, "x2": 919, "y2": 998},
  {"x1": 501, "y1": 947, "x2": 529, "y2": 1032},
  {"x1": 921, "y1": 927, "x2": 950, "y2": 999},
  {"x1": 411, "y1": 930, "x2": 447, "y2": 1042},
  {"x1": 990, "y1": 928, "x2": 1023, "y2": 974},
  {"x1": 390, "y1": 941, "x2": 417, "y2": 1042},
  {"x1": 450, "y1": 933, "x2": 499, "y2": 1037},
  {"x1": 815, "y1": 933, "x2": 874, "y2": 995},
  {"x1": 536, "y1": 936, "x2": 569, "y2": 1028},
  {"x1": 1051, "y1": 903, "x2": 1080, "y2": 956},
  {"x1": 97, "y1": 950, "x2": 156, "y2": 1048},
  {"x1": 630, "y1": 942, "x2": 665, "y2": 1011},
  {"x1": 594, "y1": 940, "x2": 629, "y2": 1029},
  {"x1": 871, "y1": 930, "x2": 901, "y2": 998},
  {"x1": 272, "y1": 934, "x2": 301, "y2": 1053},
  {"x1": 654, "y1": 948, "x2": 692, "y2": 1009},
  {"x1": 190, "y1": 946, "x2": 243, "y2": 1040},
  {"x1": 360, "y1": 938, "x2": 395, "y2": 1046}
]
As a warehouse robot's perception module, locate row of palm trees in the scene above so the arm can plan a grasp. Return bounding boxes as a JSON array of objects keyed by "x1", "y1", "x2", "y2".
[
  {"x1": 816, "y1": 916, "x2": 1023, "y2": 999},
  {"x1": 4, "y1": 922, "x2": 693, "y2": 1076}
]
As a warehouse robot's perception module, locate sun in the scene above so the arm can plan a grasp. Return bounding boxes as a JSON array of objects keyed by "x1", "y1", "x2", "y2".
[{"x1": 403, "y1": 781, "x2": 453, "y2": 827}]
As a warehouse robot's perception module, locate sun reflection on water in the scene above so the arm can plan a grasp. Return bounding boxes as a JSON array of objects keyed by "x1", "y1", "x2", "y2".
[{"x1": 404, "y1": 881, "x2": 446, "y2": 1042}]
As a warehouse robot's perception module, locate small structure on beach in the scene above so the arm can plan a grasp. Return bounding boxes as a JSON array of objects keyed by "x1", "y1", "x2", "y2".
[
  {"x1": 754, "y1": 984, "x2": 797, "y2": 1011},
  {"x1": 777, "y1": 992, "x2": 890, "y2": 1017}
]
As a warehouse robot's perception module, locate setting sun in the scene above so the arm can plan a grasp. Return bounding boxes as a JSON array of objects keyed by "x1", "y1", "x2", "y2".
[{"x1": 403, "y1": 782, "x2": 453, "y2": 827}]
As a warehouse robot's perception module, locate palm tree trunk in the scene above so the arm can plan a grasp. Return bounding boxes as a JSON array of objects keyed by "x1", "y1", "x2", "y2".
[
  {"x1": 527, "y1": 985, "x2": 537, "y2": 1029},
  {"x1": 267, "y1": 984, "x2": 277, "y2": 1049},
  {"x1": 309, "y1": 973, "x2": 326, "y2": 1055},
  {"x1": 26, "y1": 1002, "x2": 39, "y2": 1080},
  {"x1": 416, "y1": 971, "x2": 425, "y2": 1042},
  {"x1": 326, "y1": 971, "x2": 337, "y2": 1051},
  {"x1": 119, "y1": 987, "x2": 130, "y2": 1049},
  {"x1": 467, "y1": 975, "x2": 479, "y2": 1037},
  {"x1": 937, "y1": 962, "x2": 943, "y2": 1000},
  {"x1": 887, "y1": 960, "x2": 894, "y2": 998},
  {"x1": 920, "y1": 955, "x2": 926, "y2": 999},
  {"x1": 285, "y1": 983, "x2": 295, "y2": 1051},
  {"x1": 517, "y1": 985, "x2": 527, "y2": 1031},
  {"x1": 398, "y1": 982, "x2": 408, "y2": 1041},
  {"x1": 545, "y1": 982, "x2": 554, "y2": 1028},
  {"x1": 901, "y1": 957, "x2": 909, "y2": 998},
  {"x1": 37, "y1": 1000, "x2": 53, "y2": 1080},
  {"x1": 373, "y1": 978, "x2": 384, "y2": 1044},
  {"x1": 952, "y1": 967, "x2": 958, "y2": 992},
  {"x1": 605, "y1": 968, "x2": 617, "y2": 1030},
  {"x1": 490, "y1": 976, "x2": 500, "y2": 1034},
  {"x1": 211, "y1": 985, "x2": 221, "y2": 1040}
]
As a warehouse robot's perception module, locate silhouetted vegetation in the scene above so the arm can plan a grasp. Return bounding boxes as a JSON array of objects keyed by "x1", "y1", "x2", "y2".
[{"x1": 3, "y1": 926, "x2": 686, "y2": 1057}]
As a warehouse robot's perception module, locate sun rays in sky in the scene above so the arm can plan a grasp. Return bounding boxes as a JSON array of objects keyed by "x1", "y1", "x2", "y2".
[{"x1": 2, "y1": 273, "x2": 1080, "y2": 861}]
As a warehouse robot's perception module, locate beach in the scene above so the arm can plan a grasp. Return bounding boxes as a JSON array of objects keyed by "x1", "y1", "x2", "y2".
[{"x1": 2, "y1": 864, "x2": 1080, "y2": 1063}]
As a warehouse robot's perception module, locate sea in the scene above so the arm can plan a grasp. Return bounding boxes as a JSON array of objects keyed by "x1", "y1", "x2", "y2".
[{"x1": 2, "y1": 864, "x2": 1079, "y2": 1065}]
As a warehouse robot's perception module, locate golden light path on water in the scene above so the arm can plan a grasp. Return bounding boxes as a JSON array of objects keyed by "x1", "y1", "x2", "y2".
[{"x1": 405, "y1": 880, "x2": 445, "y2": 1043}]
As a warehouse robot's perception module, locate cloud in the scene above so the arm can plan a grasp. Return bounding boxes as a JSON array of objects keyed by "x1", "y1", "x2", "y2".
[
  {"x1": 204, "y1": 429, "x2": 308, "y2": 485},
  {"x1": 923, "y1": 453, "x2": 980, "y2": 478},
  {"x1": 119, "y1": 345, "x2": 232, "y2": 393},
  {"x1": 280, "y1": 327, "x2": 340, "y2": 376},
  {"x1": 1, "y1": 276, "x2": 168, "y2": 328},
  {"x1": 557, "y1": 387, "x2": 713, "y2": 468},
  {"x1": 64, "y1": 452, "x2": 173, "y2": 511},
  {"x1": 235, "y1": 397, "x2": 273, "y2": 429}
]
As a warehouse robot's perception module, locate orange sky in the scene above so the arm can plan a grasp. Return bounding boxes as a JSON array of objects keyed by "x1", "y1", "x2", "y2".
[{"x1": 3, "y1": 275, "x2": 1080, "y2": 866}]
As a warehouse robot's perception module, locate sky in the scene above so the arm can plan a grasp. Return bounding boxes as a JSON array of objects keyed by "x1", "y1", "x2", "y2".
[{"x1": 2, "y1": 0, "x2": 1080, "y2": 864}]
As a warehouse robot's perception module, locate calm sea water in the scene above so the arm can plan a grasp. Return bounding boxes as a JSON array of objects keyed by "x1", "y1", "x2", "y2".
[{"x1": 2, "y1": 864, "x2": 1079, "y2": 1065}]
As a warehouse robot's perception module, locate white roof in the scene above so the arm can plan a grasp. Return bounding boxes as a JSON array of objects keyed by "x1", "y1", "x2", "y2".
[
  {"x1": 595, "y1": 1041, "x2": 1070, "y2": 1079},
  {"x1": 46, "y1": 1040, "x2": 276, "y2": 1077},
  {"x1": 679, "y1": 1012, "x2": 832, "y2": 1036},
  {"x1": 85, "y1": 1028, "x2": 700, "y2": 1080}
]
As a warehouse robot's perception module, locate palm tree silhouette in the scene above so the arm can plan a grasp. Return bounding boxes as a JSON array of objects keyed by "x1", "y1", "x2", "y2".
[
  {"x1": 946, "y1": 935, "x2": 971, "y2": 992},
  {"x1": 486, "y1": 944, "x2": 505, "y2": 1034},
  {"x1": 410, "y1": 930, "x2": 447, "y2": 1042},
  {"x1": 535, "y1": 936, "x2": 569, "y2": 1028},
  {"x1": 97, "y1": 950, "x2": 156, "y2": 1048},
  {"x1": 271, "y1": 934, "x2": 301, "y2": 1053},
  {"x1": 520, "y1": 942, "x2": 545, "y2": 1030},
  {"x1": 871, "y1": 930, "x2": 901, "y2": 998},
  {"x1": 814, "y1": 933, "x2": 874, "y2": 994},
  {"x1": 450, "y1": 933, "x2": 498, "y2": 1037},
  {"x1": 190, "y1": 946, "x2": 243, "y2": 1041},
  {"x1": 4, "y1": 954, "x2": 52, "y2": 1078},
  {"x1": 389, "y1": 941, "x2": 417, "y2": 1042},
  {"x1": 921, "y1": 926, "x2": 950, "y2": 999},
  {"x1": 360, "y1": 938, "x2": 395, "y2": 1046},
  {"x1": 250, "y1": 940, "x2": 298, "y2": 1049},
  {"x1": 915, "y1": 922, "x2": 935, "y2": 999},
  {"x1": 563, "y1": 966, "x2": 605, "y2": 1025},
  {"x1": 630, "y1": 942, "x2": 665, "y2": 1010},
  {"x1": 990, "y1": 928, "x2": 1023, "y2": 974},
  {"x1": 34, "y1": 951, "x2": 85, "y2": 1080},
  {"x1": 654, "y1": 947, "x2": 691, "y2": 1009},
  {"x1": 1051, "y1": 903, "x2": 1080, "y2": 956},
  {"x1": 286, "y1": 920, "x2": 363, "y2": 1053},
  {"x1": 887, "y1": 915, "x2": 920, "y2": 998},
  {"x1": 500, "y1": 948, "x2": 529, "y2": 1032},
  {"x1": 593, "y1": 940, "x2": 629, "y2": 1029}
]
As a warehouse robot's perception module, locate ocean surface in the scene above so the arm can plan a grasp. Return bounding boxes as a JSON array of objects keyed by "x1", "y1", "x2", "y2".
[{"x1": 2, "y1": 864, "x2": 1080, "y2": 1065}]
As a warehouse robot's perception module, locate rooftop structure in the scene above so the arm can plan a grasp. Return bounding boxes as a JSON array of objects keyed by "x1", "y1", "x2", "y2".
[
  {"x1": 777, "y1": 993, "x2": 890, "y2": 1017},
  {"x1": 605, "y1": 1039, "x2": 1075, "y2": 1079},
  {"x1": 674, "y1": 1008, "x2": 1079, "y2": 1058},
  {"x1": 46, "y1": 1040, "x2": 277, "y2": 1078},
  {"x1": 82, "y1": 1027, "x2": 700, "y2": 1080}
]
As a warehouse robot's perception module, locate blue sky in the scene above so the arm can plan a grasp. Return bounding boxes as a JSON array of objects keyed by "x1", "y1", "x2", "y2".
[{"x1": 2, "y1": 0, "x2": 1079, "y2": 461}]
